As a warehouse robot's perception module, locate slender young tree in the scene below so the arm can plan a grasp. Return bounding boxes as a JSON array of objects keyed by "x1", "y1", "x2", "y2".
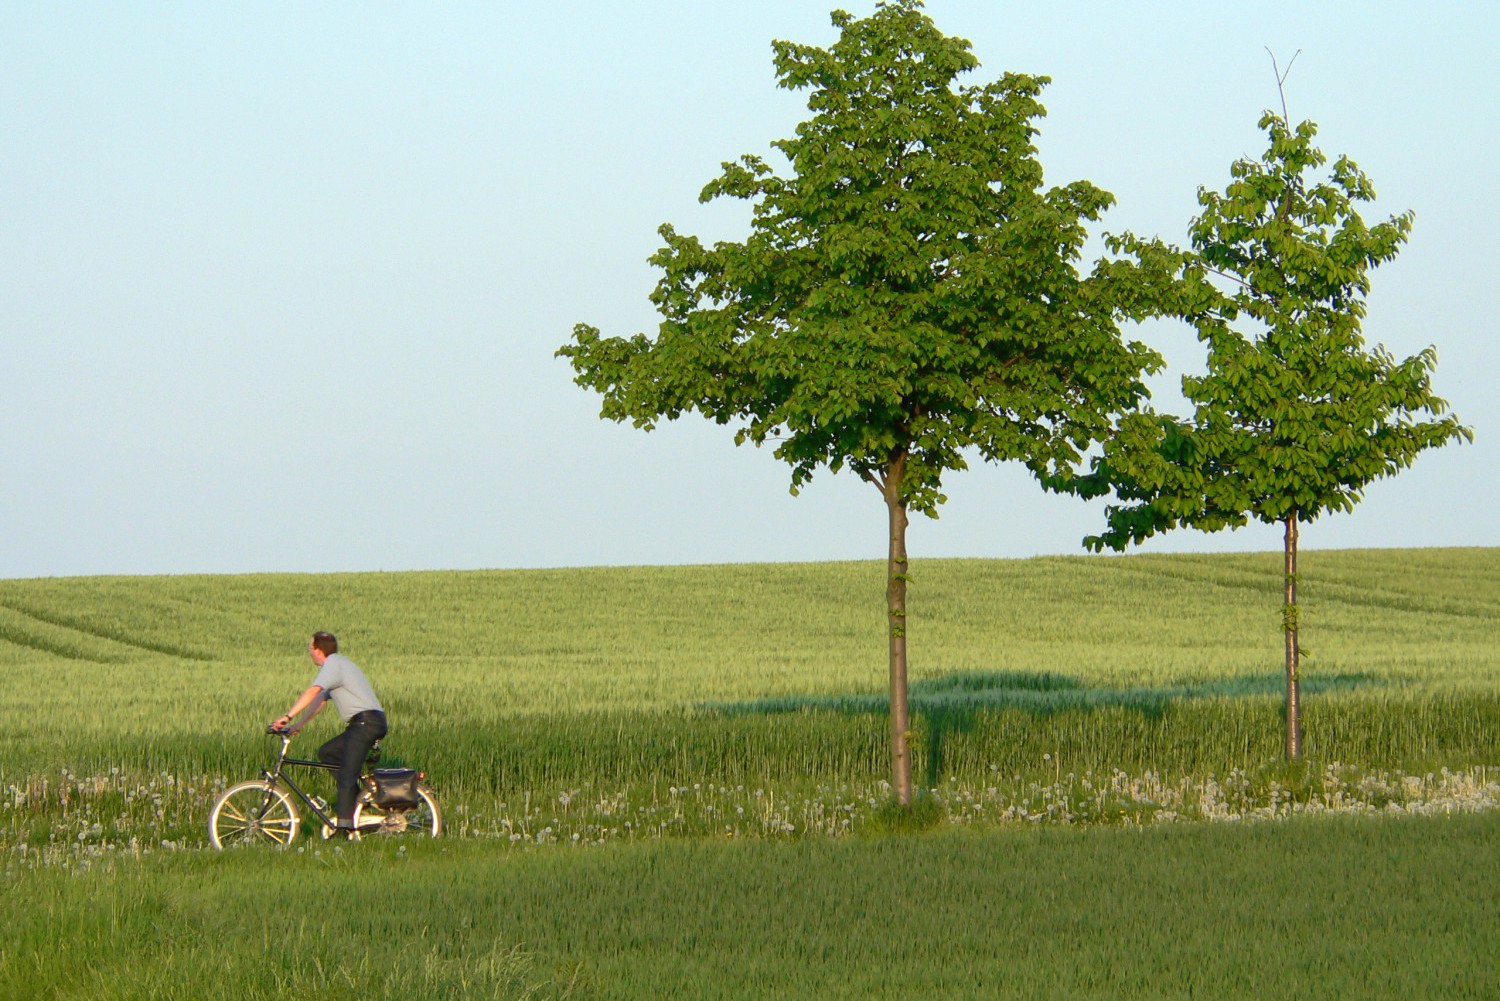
[
  {"x1": 558, "y1": 1, "x2": 1164, "y2": 802},
  {"x1": 1070, "y1": 110, "x2": 1471, "y2": 758}
]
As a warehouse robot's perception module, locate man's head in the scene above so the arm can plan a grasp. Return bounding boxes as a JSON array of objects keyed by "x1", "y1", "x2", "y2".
[{"x1": 310, "y1": 631, "x2": 338, "y2": 665}]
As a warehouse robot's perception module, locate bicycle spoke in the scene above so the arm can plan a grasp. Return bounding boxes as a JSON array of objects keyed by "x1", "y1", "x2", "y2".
[{"x1": 210, "y1": 782, "x2": 299, "y2": 850}]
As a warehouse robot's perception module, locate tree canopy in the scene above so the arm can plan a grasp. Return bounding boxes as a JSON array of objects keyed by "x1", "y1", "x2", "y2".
[
  {"x1": 1077, "y1": 112, "x2": 1470, "y2": 550},
  {"x1": 560, "y1": 1, "x2": 1164, "y2": 515}
]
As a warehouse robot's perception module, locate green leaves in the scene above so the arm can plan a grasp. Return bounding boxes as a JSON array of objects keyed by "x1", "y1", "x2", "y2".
[
  {"x1": 558, "y1": 0, "x2": 1160, "y2": 516},
  {"x1": 1077, "y1": 113, "x2": 1471, "y2": 551}
]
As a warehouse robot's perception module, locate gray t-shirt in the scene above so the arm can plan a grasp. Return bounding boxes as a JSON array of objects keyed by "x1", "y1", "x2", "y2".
[{"x1": 311, "y1": 653, "x2": 383, "y2": 722}]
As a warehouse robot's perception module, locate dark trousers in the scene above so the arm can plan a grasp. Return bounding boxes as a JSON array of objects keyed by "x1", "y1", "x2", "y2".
[{"x1": 318, "y1": 710, "x2": 387, "y2": 826}]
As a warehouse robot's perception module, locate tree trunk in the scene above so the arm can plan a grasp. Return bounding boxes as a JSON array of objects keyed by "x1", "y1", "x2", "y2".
[
  {"x1": 1283, "y1": 513, "x2": 1302, "y2": 759},
  {"x1": 884, "y1": 454, "x2": 913, "y2": 805}
]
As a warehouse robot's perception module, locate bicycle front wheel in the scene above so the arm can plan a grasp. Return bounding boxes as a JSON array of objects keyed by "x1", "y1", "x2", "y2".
[
  {"x1": 209, "y1": 780, "x2": 300, "y2": 850},
  {"x1": 352, "y1": 786, "x2": 442, "y2": 840}
]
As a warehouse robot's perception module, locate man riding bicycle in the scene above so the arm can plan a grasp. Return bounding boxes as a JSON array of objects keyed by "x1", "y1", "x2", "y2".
[{"x1": 271, "y1": 631, "x2": 386, "y2": 838}]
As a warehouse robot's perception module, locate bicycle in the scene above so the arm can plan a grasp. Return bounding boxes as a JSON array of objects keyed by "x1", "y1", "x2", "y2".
[{"x1": 209, "y1": 727, "x2": 441, "y2": 849}]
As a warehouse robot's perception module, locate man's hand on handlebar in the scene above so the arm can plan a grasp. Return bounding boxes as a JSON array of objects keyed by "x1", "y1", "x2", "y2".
[{"x1": 268, "y1": 714, "x2": 298, "y2": 735}]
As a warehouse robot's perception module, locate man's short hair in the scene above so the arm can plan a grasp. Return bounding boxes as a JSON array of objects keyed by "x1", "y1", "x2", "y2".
[{"x1": 311, "y1": 631, "x2": 339, "y2": 656}]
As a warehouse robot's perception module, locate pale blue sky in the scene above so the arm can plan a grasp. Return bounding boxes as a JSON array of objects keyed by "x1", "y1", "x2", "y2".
[{"x1": 3, "y1": 2, "x2": 1495, "y2": 578}]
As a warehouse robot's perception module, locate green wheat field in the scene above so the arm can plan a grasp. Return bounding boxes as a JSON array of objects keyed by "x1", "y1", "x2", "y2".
[{"x1": 5, "y1": 548, "x2": 1499, "y2": 998}]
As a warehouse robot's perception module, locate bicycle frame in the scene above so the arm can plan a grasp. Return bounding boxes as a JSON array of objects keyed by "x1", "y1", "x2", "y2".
[{"x1": 261, "y1": 732, "x2": 345, "y2": 831}]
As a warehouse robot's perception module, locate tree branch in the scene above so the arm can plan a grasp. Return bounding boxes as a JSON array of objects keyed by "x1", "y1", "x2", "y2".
[
  {"x1": 1266, "y1": 47, "x2": 1301, "y2": 123},
  {"x1": 1198, "y1": 262, "x2": 1286, "y2": 309}
]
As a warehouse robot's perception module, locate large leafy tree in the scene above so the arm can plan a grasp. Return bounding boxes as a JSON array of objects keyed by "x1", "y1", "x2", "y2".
[
  {"x1": 1073, "y1": 112, "x2": 1471, "y2": 758},
  {"x1": 558, "y1": 0, "x2": 1164, "y2": 802}
]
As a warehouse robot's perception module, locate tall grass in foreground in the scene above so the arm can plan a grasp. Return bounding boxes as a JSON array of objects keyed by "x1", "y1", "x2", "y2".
[
  {"x1": 7, "y1": 689, "x2": 1497, "y2": 802},
  {"x1": 8, "y1": 700, "x2": 1497, "y2": 860},
  {"x1": 6, "y1": 813, "x2": 1497, "y2": 1000}
]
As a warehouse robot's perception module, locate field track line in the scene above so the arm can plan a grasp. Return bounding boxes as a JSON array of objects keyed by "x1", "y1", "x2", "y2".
[{"x1": 0, "y1": 598, "x2": 212, "y2": 660}]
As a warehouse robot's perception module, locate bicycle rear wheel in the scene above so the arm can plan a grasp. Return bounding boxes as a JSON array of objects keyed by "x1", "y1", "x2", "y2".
[
  {"x1": 209, "y1": 780, "x2": 300, "y2": 849},
  {"x1": 351, "y1": 786, "x2": 441, "y2": 840}
]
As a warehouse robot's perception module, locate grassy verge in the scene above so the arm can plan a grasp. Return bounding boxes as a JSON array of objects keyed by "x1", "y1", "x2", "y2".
[
  {"x1": 6, "y1": 812, "x2": 1497, "y2": 1000},
  {"x1": 6, "y1": 692, "x2": 1497, "y2": 857}
]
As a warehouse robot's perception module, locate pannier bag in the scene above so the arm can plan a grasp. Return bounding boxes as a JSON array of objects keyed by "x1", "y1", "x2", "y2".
[{"x1": 365, "y1": 768, "x2": 423, "y2": 810}]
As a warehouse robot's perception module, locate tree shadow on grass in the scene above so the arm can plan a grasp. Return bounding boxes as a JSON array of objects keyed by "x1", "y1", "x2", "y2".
[{"x1": 699, "y1": 669, "x2": 1380, "y2": 787}]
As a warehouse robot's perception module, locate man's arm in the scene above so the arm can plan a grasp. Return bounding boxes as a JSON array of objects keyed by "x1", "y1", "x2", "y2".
[
  {"x1": 273, "y1": 685, "x2": 325, "y2": 732},
  {"x1": 287, "y1": 696, "x2": 327, "y2": 734}
]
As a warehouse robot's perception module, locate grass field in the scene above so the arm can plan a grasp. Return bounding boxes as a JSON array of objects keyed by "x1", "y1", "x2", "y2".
[
  {"x1": 5, "y1": 549, "x2": 1499, "y2": 997},
  {"x1": 7, "y1": 813, "x2": 1497, "y2": 999},
  {"x1": 4, "y1": 549, "x2": 1499, "y2": 848}
]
